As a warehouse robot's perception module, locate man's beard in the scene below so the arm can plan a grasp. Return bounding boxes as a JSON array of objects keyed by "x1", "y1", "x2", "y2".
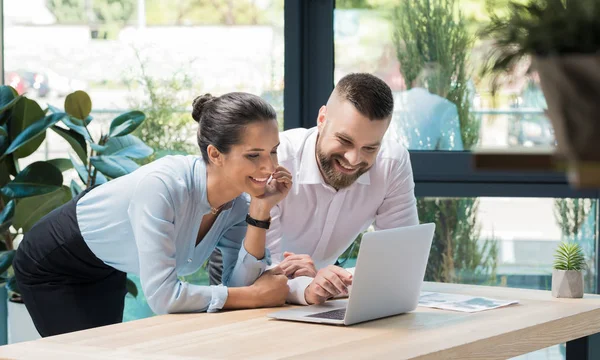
[{"x1": 316, "y1": 141, "x2": 370, "y2": 190}]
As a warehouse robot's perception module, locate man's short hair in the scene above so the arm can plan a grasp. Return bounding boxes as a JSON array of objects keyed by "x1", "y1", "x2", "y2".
[{"x1": 334, "y1": 73, "x2": 394, "y2": 120}]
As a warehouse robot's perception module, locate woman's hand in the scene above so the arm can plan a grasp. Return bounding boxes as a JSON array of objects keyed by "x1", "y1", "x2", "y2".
[
  {"x1": 248, "y1": 165, "x2": 292, "y2": 219},
  {"x1": 249, "y1": 266, "x2": 289, "y2": 308}
]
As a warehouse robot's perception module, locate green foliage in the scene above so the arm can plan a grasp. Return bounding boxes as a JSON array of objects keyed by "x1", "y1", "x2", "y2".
[
  {"x1": 125, "y1": 50, "x2": 197, "y2": 162},
  {"x1": 554, "y1": 241, "x2": 586, "y2": 271},
  {"x1": 418, "y1": 198, "x2": 498, "y2": 284},
  {"x1": 481, "y1": 0, "x2": 600, "y2": 78},
  {"x1": 0, "y1": 85, "x2": 148, "y2": 299},
  {"x1": 389, "y1": 0, "x2": 496, "y2": 285},
  {"x1": 145, "y1": 0, "x2": 283, "y2": 26},
  {"x1": 47, "y1": 0, "x2": 136, "y2": 25},
  {"x1": 554, "y1": 198, "x2": 595, "y2": 291},
  {"x1": 392, "y1": 0, "x2": 480, "y2": 150}
]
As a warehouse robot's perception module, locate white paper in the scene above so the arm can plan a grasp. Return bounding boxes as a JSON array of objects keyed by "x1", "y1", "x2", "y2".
[{"x1": 418, "y1": 291, "x2": 519, "y2": 313}]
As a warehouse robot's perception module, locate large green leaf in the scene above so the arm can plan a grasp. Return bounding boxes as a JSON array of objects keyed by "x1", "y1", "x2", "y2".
[
  {"x1": 61, "y1": 116, "x2": 92, "y2": 142},
  {"x1": 99, "y1": 135, "x2": 153, "y2": 159},
  {"x1": 126, "y1": 277, "x2": 138, "y2": 298},
  {"x1": 108, "y1": 111, "x2": 145, "y2": 137},
  {"x1": 64, "y1": 90, "x2": 92, "y2": 120},
  {"x1": 91, "y1": 155, "x2": 139, "y2": 178},
  {"x1": 0, "y1": 199, "x2": 15, "y2": 234},
  {"x1": 1, "y1": 161, "x2": 63, "y2": 199},
  {"x1": 8, "y1": 98, "x2": 47, "y2": 159},
  {"x1": 13, "y1": 186, "x2": 71, "y2": 233},
  {"x1": 70, "y1": 153, "x2": 107, "y2": 185},
  {"x1": 0, "y1": 250, "x2": 15, "y2": 275},
  {"x1": 3, "y1": 112, "x2": 67, "y2": 161},
  {"x1": 70, "y1": 179, "x2": 82, "y2": 198},
  {"x1": 52, "y1": 125, "x2": 87, "y2": 165},
  {"x1": 47, "y1": 158, "x2": 73, "y2": 172},
  {"x1": 0, "y1": 86, "x2": 20, "y2": 126},
  {"x1": 0, "y1": 161, "x2": 10, "y2": 187},
  {"x1": 0, "y1": 126, "x2": 6, "y2": 137}
]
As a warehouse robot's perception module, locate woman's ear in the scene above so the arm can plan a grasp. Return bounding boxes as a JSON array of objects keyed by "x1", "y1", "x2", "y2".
[{"x1": 206, "y1": 145, "x2": 223, "y2": 166}]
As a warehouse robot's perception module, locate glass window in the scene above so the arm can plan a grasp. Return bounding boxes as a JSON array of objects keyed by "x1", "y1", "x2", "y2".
[
  {"x1": 4, "y1": 0, "x2": 284, "y2": 322},
  {"x1": 339, "y1": 196, "x2": 596, "y2": 360},
  {"x1": 334, "y1": 0, "x2": 553, "y2": 151}
]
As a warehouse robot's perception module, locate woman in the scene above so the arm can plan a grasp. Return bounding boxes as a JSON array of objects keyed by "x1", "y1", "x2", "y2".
[{"x1": 13, "y1": 92, "x2": 292, "y2": 337}]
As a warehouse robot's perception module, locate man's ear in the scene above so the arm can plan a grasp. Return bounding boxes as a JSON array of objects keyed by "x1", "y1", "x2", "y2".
[
  {"x1": 316, "y1": 106, "x2": 327, "y2": 131},
  {"x1": 206, "y1": 145, "x2": 223, "y2": 166}
]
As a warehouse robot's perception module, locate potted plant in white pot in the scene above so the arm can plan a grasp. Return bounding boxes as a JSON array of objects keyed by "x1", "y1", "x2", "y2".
[
  {"x1": 481, "y1": 0, "x2": 600, "y2": 185},
  {"x1": 552, "y1": 241, "x2": 586, "y2": 298}
]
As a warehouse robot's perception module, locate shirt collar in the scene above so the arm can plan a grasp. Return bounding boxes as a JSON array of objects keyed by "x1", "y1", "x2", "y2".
[{"x1": 297, "y1": 128, "x2": 371, "y2": 186}]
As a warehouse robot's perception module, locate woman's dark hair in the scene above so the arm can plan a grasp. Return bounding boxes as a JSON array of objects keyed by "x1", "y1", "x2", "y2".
[{"x1": 192, "y1": 92, "x2": 277, "y2": 162}]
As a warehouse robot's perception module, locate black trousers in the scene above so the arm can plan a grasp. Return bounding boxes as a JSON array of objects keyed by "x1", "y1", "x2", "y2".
[{"x1": 13, "y1": 188, "x2": 127, "y2": 337}]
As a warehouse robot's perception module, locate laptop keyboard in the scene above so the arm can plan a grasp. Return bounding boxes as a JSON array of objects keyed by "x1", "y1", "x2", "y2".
[{"x1": 306, "y1": 308, "x2": 347, "y2": 320}]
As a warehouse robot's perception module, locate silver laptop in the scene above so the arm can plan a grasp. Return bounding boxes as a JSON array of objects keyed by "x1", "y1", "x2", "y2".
[{"x1": 267, "y1": 223, "x2": 435, "y2": 326}]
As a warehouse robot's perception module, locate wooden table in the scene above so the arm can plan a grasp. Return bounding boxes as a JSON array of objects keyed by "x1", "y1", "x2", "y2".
[{"x1": 1, "y1": 282, "x2": 600, "y2": 359}]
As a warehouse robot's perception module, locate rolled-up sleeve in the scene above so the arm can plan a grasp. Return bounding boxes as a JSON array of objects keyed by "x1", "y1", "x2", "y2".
[
  {"x1": 219, "y1": 219, "x2": 272, "y2": 288},
  {"x1": 128, "y1": 175, "x2": 227, "y2": 314}
]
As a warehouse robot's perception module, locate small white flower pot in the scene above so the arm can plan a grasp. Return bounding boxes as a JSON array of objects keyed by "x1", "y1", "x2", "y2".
[{"x1": 551, "y1": 269, "x2": 584, "y2": 298}]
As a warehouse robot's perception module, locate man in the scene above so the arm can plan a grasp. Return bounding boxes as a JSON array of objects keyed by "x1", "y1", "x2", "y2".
[{"x1": 210, "y1": 73, "x2": 419, "y2": 305}]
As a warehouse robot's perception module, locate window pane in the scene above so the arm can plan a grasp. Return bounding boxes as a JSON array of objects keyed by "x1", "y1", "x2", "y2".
[
  {"x1": 4, "y1": 0, "x2": 284, "y2": 322},
  {"x1": 334, "y1": 1, "x2": 553, "y2": 151},
  {"x1": 339, "y1": 197, "x2": 596, "y2": 360}
]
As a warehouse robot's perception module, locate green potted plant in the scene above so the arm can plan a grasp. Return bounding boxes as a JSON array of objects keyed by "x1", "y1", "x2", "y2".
[
  {"x1": 0, "y1": 86, "x2": 147, "y2": 343},
  {"x1": 552, "y1": 241, "x2": 586, "y2": 298},
  {"x1": 481, "y1": 0, "x2": 600, "y2": 173}
]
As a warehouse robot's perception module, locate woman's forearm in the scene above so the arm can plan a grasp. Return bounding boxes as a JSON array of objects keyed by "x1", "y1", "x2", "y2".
[{"x1": 222, "y1": 286, "x2": 258, "y2": 309}]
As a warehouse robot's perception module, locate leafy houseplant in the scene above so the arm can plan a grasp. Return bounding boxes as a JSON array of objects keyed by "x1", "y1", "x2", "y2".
[
  {"x1": 0, "y1": 86, "x2": 149, "y2": 300},
  {"x1": 481, "y1": 0, "x2": 600, "y2": 173},
  {"x1": 552, "y1": 241, "x2": 586, "y2": 298}
]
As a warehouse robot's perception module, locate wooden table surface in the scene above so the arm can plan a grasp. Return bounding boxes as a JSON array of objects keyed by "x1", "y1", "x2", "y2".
[{"x1": 1, "y1": 282, "x2": 600, "y2": 359}]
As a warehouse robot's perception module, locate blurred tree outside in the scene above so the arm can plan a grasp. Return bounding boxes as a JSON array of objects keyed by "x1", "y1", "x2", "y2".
[
  {"x1": 337, "y1": 0, "x2": 498, "y2": 286},
  {"x1": 124, "y1": 48, "x2": 198, "y2": 163}
]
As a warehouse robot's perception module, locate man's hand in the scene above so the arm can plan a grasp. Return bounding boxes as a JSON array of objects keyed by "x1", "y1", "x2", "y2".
[
  {"x1": 279, "y1": 252, "x2": 317, "y2": 278},
  {"x1": 304, "y1": 265, "x2": 353, "y2": 305}
]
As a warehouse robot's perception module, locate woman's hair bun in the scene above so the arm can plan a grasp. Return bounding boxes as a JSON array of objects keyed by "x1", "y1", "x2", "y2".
[{"x1": 192, "y1": 93, "x2": 216, "y2": 123}]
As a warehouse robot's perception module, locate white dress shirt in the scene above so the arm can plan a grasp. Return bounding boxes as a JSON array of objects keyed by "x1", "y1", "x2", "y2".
[{"x1": 267, "y1": 127, "x2": 419, "y2": 304}]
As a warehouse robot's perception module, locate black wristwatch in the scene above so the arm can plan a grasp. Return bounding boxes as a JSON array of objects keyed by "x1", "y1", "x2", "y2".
[{"x1": 246, "y1": 214, "x2": 271, "y2": 229}]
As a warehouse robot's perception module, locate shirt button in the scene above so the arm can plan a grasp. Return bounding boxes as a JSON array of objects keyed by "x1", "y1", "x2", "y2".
[{"x1": 187, "y1": 258, "x2": 192, "y2": 263}]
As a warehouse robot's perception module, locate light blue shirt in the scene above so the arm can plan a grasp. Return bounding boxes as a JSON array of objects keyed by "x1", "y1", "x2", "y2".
[
  {"x1": 389, "y1": 88, "x2": 464, "y2": 151},
  {"x1": 76, "y1": 155, "x2": 270, "y2": 314}
]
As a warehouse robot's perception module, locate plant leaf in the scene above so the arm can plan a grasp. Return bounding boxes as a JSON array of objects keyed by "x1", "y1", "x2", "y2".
[
  {"x1": 126, "y1": 277, "x2": 138, "y2": 298},
  {"x1": 5, "y1": 112, "x2": 67, "y2": 159},
  {"x1": 91, "y1": 155, "x2": 139, "y2": 178},
  {"x1": 108, "y1": 111, "x2": 145, "y2": 137},
  {"x1": 61, "y1": 116, "x2": 92, "y2": 142},
  {"x1": 0, "y1": 86, "x2": 20, "y2": 126},
  {"x1": 0, "y1": 199, "x2": 15, "y2": 234},
  {"x1": 70, "y1": 153, "x2": 107, "y2": 185},
  {"x1": 6, "y1": 98, "x2": 49, "y2": 159},
  {"x1": 13, "y1": 186, "x2": 71, "y2": 233},
  {"x1": 1, "y1": 161, "x2": 63, "y2": 198},
  {"x1": 99, "y1": 135, "x2": 153, "y2": 159},
  {"x1": 70, "y1": 179, "x2": 82, "y2": 198},
  {"x1": 47, "y1": 158, "x2": 73, "y2": 172},
  {"x1": 64, "y1": 90, "x2": 92, "y2": 120},
  {"x1": 52, "y1": 125, "x2": 88, "y2": 165},
  {"x1": 0, "y1": 250, "x2": 15, "y2": 276}
]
